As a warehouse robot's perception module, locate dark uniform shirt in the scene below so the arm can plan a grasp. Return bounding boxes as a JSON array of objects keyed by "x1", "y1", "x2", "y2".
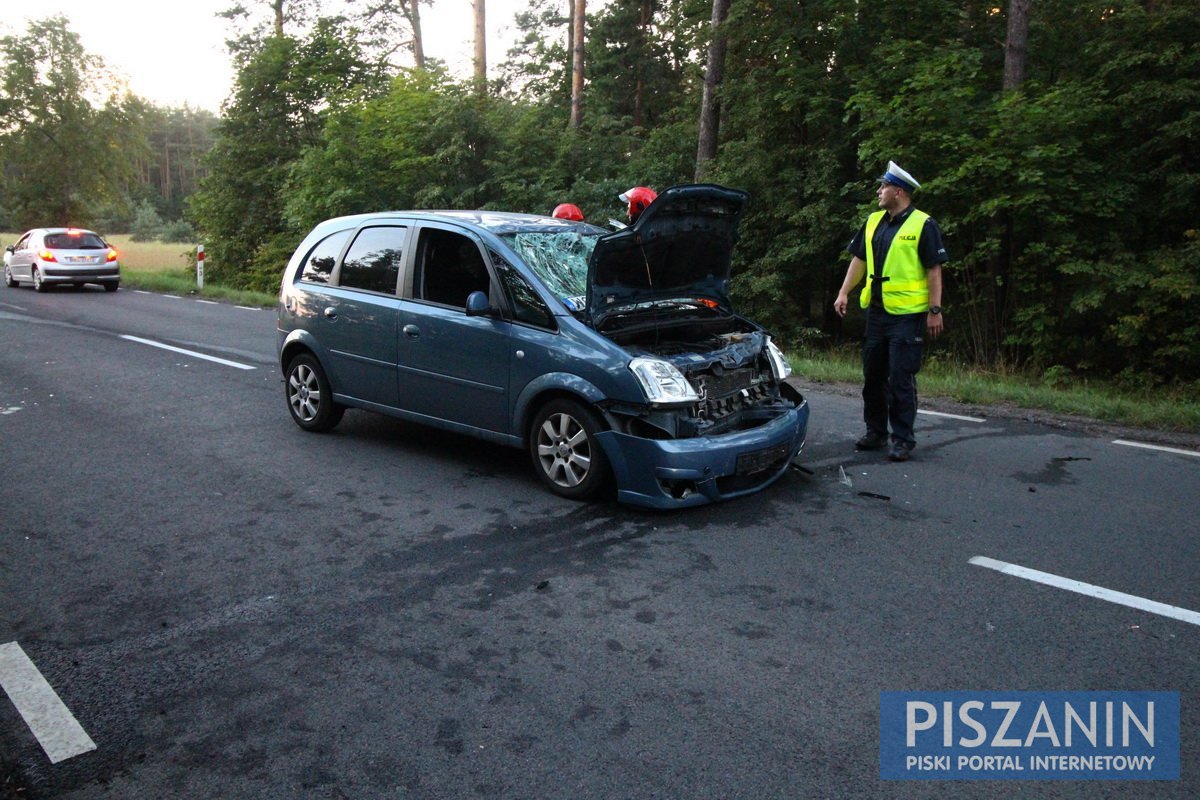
[{"x1": 846, "y1": 205, "x2": 948, "y2": 309}]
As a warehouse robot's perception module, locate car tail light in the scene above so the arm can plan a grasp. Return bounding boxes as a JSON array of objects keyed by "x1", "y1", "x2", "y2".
[
  {"x1": 38, "y1": 249, "x2": 57, "y2": 262},
  {"x1": 106, "y1": 248, "x2": 118, "y2": 262}
]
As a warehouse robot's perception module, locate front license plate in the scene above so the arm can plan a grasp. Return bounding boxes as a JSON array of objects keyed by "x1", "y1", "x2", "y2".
[{"x1": 736, "y1": 443, "x2": 789, "y2": 474}]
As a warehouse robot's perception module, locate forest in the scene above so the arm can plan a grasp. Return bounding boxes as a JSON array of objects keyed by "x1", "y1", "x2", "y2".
[{"x1": 1, "y1": 0, "x2": 1197, "y2": 384}]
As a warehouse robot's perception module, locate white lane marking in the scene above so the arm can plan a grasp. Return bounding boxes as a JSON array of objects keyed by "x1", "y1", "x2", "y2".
[
  {"x1": 1113, "y1": 439, "x2": 1199, "y2": 458},
  {"x1": 970, "y1": 556, "x2": 1200, "y2": 627},
  {"x1": 195, "y1": 299, "x2": 218, "y2": 305},
  {"x1": 0, "y1": 301, "x2": 26, "y2": 311},
  {"x1": 0, "y1": 642, "x2": 96, "y2": 763},
  {"x1": 2, "y1": 406, "x2": 22, "y2": 415},
  {"x1": 134, "y1": 290, "x2": 152, "y2": 295},
  {"x1": 235, "y1": 305, "x2": 262, "y2": 311},
  {"x1": 918, "y1": 409, "x2": 986, "y2": 423},
  {"x1": 120, "y1": 335, "x2": 256, "y2": 370},
  {"x1": 163, "y1": 295, "x2": 182, "y2": 299}
]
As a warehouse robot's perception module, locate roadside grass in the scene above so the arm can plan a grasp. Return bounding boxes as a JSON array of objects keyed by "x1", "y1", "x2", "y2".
[
  {"x1": 2, "y1": 232, "x2": 277, "y2": 307},
  {"x1": 792, "y1": 346, "x2": 1200, "y2": 433}
]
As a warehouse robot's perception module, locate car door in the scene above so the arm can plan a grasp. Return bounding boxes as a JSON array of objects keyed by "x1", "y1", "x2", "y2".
[
  {"x1": 10, "y1": 233, "x2": 33, "y2": 280},
  {"x1": 394, "y1": 223, "x2": 511, "y2": 435},
  {"x1": 317, "y1": 224, "x2": 409, "y2": 409}
]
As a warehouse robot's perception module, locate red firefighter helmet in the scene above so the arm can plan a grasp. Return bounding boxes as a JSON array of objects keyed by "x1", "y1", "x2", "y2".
[
  {"x1": 618, "y1": 186, "x2": 657, "y2": 221},
  {"x1": 552, "y1": 203, "x2": 585, "y2": 221}
]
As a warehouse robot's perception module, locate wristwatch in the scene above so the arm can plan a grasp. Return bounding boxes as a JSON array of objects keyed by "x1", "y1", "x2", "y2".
[{"x1": 929, "y1": 306, "x2": 942, "y2": 315}]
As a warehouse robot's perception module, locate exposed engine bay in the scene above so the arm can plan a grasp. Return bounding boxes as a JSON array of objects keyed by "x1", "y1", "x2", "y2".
[{"x1": 600, "y1": 312, "x2": 803, "y2": 440}]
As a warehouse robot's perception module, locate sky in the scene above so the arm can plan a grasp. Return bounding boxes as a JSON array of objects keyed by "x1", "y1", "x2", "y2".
[{"x1": 2, "y1": 0, "x2": 529, "y2": 113}]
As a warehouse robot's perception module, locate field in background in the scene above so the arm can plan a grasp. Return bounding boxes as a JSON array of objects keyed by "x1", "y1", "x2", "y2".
[{"x1": 103, "y1": 235, "x2": 198, "y2": 273}]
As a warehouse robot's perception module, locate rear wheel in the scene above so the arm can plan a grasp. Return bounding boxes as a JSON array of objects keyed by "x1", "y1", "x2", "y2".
[
  {"x1": 104, "y1": 281, "x2": 119, "y2": 293},
  {"x1": 33, "y1": 267, "x2": 47, "y2": 292},
  {"x1": 529, "y1": 398, "x2": 611, "y2": 501},
  {"x1": 284, "y1": 353, "x2": 344, "y2": 432}
]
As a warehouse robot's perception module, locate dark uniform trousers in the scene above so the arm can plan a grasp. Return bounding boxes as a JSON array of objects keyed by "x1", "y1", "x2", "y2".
[{"x1": 862, "y1": 308, "x2": 924, "y2": 446}]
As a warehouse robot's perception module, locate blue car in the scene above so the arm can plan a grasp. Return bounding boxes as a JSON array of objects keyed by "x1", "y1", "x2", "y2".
[{"x1": 276, "y1": 184, "x2": 809, "y2": 508}]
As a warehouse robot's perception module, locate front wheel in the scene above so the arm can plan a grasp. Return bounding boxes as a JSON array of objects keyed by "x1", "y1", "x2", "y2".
[
  {"x1": 3, "y1": 265, "x2": 16, "y2": 288},
  {"x1": 284, "y1": 353, "x2": 345, "y2": 432},
  {"x1": 529, "y1": 398, "x2": 611, "y2": 501}
]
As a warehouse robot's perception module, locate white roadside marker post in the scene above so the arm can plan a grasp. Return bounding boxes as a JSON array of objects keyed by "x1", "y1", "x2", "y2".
[{"x1": 197, "y1": 244, "x2": 205, "y2": 290}]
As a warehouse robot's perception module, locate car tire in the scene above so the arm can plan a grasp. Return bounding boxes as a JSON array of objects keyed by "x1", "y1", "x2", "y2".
[
  {"x1": 3, "y1": 266, "x2": 15, "y2": 288},
  {"x1": 33, "y1": 267, "x2": 47, "y2": 292},
  {"x1": 285, "y1": 353, "x2": 345, "y2": 432},
  {"x1": 529, "y1": 398, "x2": 611, "y2": 501},
  {"x1": 104, "y1": 282, "x2": 119, "y2": 293}
]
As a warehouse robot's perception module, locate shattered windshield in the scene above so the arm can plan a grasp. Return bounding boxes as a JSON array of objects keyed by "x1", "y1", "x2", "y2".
[{"x1": 501, "y1": 231, "x2": 602, "y2": 311}]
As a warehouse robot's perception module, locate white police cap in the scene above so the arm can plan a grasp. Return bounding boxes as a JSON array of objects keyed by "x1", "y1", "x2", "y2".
[{"x1": 878, "y1": 161, "x2": 920, "y2": 193}]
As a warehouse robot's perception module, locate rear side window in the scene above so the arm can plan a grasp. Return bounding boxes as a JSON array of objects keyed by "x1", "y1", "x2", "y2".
[
  {"x1": 415, "y1": 228, "x2": 490, "y2": 308},
  {"x1": 339, "y1": 226, "x2": 407, "y2": 295},
  {"x1": 44, "y1": 232, "x2": 106, "y2": 249},
  {"x1": 299, "y1": 229, "x2": 352, "y2": 285}
]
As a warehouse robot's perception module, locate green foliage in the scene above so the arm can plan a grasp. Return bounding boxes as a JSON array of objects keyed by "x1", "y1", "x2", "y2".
[
  {"x1": 188, "y1": 17, "x2": 389, "y2": 291},
  {"x1": 158, "y1": 219, "x2": 197, "y2": 243},
  {"x1": 131, "y1": 201, "x2": 165, "y2": 241},
  {"x1": 838, "y1": 0, "x2": 1200, "y2": 380},
  {"x1": 0, "y1": 16, "x2": 147, "y2": 229},
  {"x1": 50, "y1": 0, "x2": 1192, "y2": 385}
]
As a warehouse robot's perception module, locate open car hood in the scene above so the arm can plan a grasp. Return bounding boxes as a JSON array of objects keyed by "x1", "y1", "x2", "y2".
[{"x1": 586, "y1": 184, "x2": 748, "y2": 327}]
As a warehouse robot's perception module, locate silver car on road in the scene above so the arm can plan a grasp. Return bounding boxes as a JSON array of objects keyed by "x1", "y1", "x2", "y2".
[{"x1": 4, "y1": 228, "x2": 121, "y2": 292}]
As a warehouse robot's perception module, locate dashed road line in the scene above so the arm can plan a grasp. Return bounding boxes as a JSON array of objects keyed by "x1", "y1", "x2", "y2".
[
  {"x1": 918, "y1": 409, "x2": 986, "y2": 423},
  {"x1": 196, "y1": 299, "x2": 219, "y2": 305},
  {"x1": 235, "y1": 305, "x2": 263, "y2": 311},
  {"x1": 1112, "y1": 439, "x2": 1199, "y2": 458},
  {"x1": 120, "y1": 335, "x2": 256, "y2": 370},
  {"x1": 0, "y1": 642, "x2": 96, "y2": 763},
  {"x1": 969, "y1": 556, "x2": 1200, "y2": 627}
]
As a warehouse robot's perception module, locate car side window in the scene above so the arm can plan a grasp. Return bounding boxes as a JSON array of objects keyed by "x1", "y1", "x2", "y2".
[
  {"x1": 299, "y1": 229, "x2": 352, "y2": 285},
  {"x1": 339, "y1": 226, "x2": 407, "y2": 295},
  {"x1": 491, "y1": 250, "x2": 554, "y2": 329},
  {"x1": 414, "y1": 228, "x2": 490, "y2": 309},
  {"x1": 15, "y1": 234, "x2": 31, "y2": 251}
]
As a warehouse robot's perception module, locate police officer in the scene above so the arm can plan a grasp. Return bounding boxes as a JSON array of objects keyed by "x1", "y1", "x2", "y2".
[{"x1": 834, "y1": 161, "x2": 948, "y2": 462}]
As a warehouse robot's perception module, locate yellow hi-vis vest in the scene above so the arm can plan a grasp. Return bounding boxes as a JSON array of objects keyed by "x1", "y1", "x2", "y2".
[{"x1": 859, "y1": 208, "x2": 931, "y2": 314}]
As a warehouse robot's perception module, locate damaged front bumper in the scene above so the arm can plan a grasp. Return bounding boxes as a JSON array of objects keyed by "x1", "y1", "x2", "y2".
[{"x1": 594, "y1": 398, "x2": 810, "y2": 509}]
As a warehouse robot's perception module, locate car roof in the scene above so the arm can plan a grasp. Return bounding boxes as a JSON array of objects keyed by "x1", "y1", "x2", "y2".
[
  {"x1": 25, "y1": 228, "x2": 103, "y2": 237},
  {"x1": 312, "y1": 210, "x2": 596, "y2": 237}
]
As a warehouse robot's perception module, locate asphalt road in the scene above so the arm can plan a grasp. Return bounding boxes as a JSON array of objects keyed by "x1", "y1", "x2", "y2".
[{"x1": 1, "y1": 284, "x2": 1197, "y2": 799}]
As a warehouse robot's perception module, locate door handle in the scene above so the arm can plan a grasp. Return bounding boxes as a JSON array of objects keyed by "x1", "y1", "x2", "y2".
[
  {"x1": 402, "y1": 324, "x2": 420, "y2": 338},
  {"x1": 323, "y1": 306, "x2": 338, "y2": 320}
]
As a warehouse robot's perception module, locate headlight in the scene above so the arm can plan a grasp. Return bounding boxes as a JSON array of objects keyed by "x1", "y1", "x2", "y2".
[
  {"x1": 629, "y1": 357, "x2": 700, "y2": 404},
  {"x1": 766, "y1": 338, "x2": 792, "y2": 381}
]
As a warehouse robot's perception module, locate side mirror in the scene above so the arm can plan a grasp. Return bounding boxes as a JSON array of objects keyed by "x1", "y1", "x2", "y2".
[
  {"x1": 4, "y1": 245, "x2": 12, "y2": 254},
  {"x1": 465, "y1": 290, "x2": 495, "y2": 317}
]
